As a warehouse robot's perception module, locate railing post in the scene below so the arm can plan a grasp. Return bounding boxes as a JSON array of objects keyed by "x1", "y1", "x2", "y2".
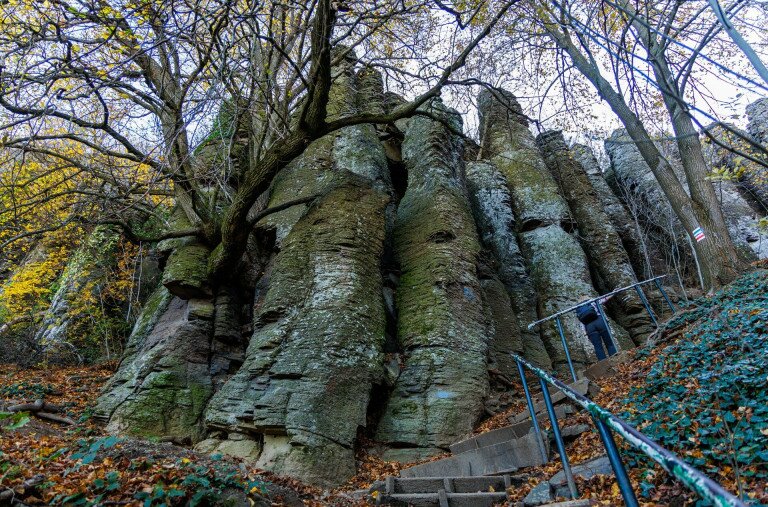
[
  {"x1": 594, "y1": 301, "x2": 617, "y2": 353},
  {"x1": 515, "y1": 358, "x2": 548, "y2": 463},
  {"x1": 539, "y1": 378, "x2": 578, "y2": 499},
  {"x1": 554, "y1": 316, "x2": 578, "y2": 382},
  {"x1": 634, "y1": 285, "x2": 657, "y2": 327},
  {"x1": 653, "y1": 278, "x2": 676, "y2": 314},
  {"x1": 593, "y1": 416, "x2": 639, "y2": 507}
]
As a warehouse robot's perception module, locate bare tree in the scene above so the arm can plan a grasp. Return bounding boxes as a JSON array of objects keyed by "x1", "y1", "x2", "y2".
[
  {"x1": 0, "y1": 0, "x2": 518, "y2": 283},
  {"x1": 524, "y1": 0, "x2": 752, "y2": 289}
]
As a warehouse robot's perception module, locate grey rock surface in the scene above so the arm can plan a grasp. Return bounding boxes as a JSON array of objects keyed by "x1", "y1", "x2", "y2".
[
  {"x1": 702, "y1": 123, "x2": 768, "y2": 258},
  {"x1": 34, "y1": 226, "x2": 121, "y2": 360},
  {"x1": 466, "y1": 161, "x2": 551, "y2": 370},
  {"x1": 571, "y1": 143, "x2": 660, "y2": 281},
  {"x1": 375, "y1": 101, "x2": 489, "y2": 456},
  {"x1": 604, "y1": 129, "x2": 687, "y2": 271},
  {"x1": 95, "y1": 287, "x2": 216, "y2": 442},
  {"x1": 538, "y1": 131, "x2": 653, "y2": 346},
  {"x1": 746, "y1": 98, "x2": 768, "y2": 144}
]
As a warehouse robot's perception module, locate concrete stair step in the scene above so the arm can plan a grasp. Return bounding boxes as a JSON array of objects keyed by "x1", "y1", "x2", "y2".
[
  {"x1": 378, "y1": 475, "x2": 512, "y2": 494},
  {"x1": 508, "y1": 401, "x2": 576, "y2": 426},
  {"x1": 510, "y1": 379, "x2": 595, "y2": 422},
  {"x1": 400, "y1": 431, "x2": 549, "y2": 478},
  {"x1": 450, "y1": 420, "x2": 533, "y2": 455},
  {"x1": 380, "y1": 491, "x2": 508, "y2": 506},
  {"x1": 583, "y1": 350, "x2": 632, "y2": 380}
]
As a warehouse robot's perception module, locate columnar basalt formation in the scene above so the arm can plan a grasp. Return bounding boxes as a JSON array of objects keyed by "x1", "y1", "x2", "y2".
[
  {"x1": 537, "y1": 131, "x2": 654, "y2": 345},
  {"x1": 746, "y1": 98, "x2": 768, "y2": 144},
  {"x1": 743, "y1": 97, "x2": 768, "y2": 224},
  {"x1": 701, "y1": 124, "x2": 768, "y2": 259},
  {"x1": 571, "y1": 144, "x2": 658, "y2": 280},
  {"x1": 465, "y1": 160, "x2": 552, "y2": 370},
  {"x1": 94, "y1": 286, "x2": 218, "y2": 442},
  {"x1": 477, "y1": 89, "x2": 612, "y2": 373},
  {"x1": 90, "y1": 69, "x2": 766, "y2": 490},
  {"x1": 706, "y1": 110, "x2": 768, "y2": 214},
  {"x1": 604, "y1": 129, "x2": 692, "y2": 280},
  {"x1": 202, "y1": 58, "x2": 392, "y2": 486},
  {"x1": 375, "y1": 102, "x2": 489, "y2": 460},
  {"x1": 607, "y1": 129, "x2": 765, "y2": 269},
  {"x1": 34, "y1": 226, "x2": 121, "y2": 360}
]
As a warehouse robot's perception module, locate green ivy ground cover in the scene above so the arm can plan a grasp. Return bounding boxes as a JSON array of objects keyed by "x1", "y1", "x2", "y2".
[{"x1": 621, "y1": 270, "x2": 768, "y2": 504}]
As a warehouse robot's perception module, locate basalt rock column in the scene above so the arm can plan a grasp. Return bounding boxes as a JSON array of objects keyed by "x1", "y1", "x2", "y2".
[
  {"x1": 203, "y1": 57, "x2": 392, "y2": 487},
  {"x1": 466, "y1": 160, "x2": 552, "y2": 371},
  {"x1": 478, "y1": 89, "x2": 620, "y2": 372},
  {"x1": 95, "y1": 213, "x2": 243, "y2": 441},
  {"x1": 701, "y1": 124, "x2": 767, "y2": 259},
  {"x1": 537, "y1": 131, "x2": 654, "y2": 344},
  {"x1": 94, "y1": 286, "x2": 217, "y2": 442},
  {"x1": 571, "y1": 143, "x2": 659, "y2": 280},
  {"x1": 604, "y1": 129, "x2": 691, "y2": 279},
  {"x1": 747, "y1": 98, "x2": 768, "y2": 144},
  {"x1": 736, "y1": 99, "x2": 768, "y2": 209},
  {"x1": 607, "y1": 128, "x2": 763, "y2": 268},
  {"x1": 34, "y1": 226, "x2": 120, "y2": 362},
  {"x1": 375, "y1": 102, "x2": 489, "y2": 460},
  {"x1": 745, "y1": 97, "x2": 768, "y2": 211}
]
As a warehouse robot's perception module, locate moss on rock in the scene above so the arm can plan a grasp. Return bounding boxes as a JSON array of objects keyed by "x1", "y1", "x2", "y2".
[
  {"x1": 162, "y1": 243, "x2": 213, "y2": 299},
  {"x1": 375, "y1": 102, "x2": 489, "y2": 455},
  {"x1": 95, "y1": 287, "x2": 216, "y2": 442}
]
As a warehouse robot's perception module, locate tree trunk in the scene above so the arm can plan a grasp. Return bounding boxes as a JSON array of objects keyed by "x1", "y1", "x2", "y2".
[
  {"x1": 621, "y1": 1, "x2": 746, "y2": 286},
  {"x1": 543, "y1": 21, "x2": 745, "y2": 290}
]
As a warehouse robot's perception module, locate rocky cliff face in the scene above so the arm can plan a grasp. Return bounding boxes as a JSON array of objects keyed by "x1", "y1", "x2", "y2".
[
  {"x1": 34, "y1": 226, "x2": 121, "y2": 362},
  {"x1": 537, "y1": 131, "x2": 654, "y2": 345},
  {"x1": 571, "y1": 143, "x2": 660, "y2": 280},
  {"x1": 478, "y1": 90, "x2": 627, "y2": 373},
  {"x1": 606, "y1": 127, "x2": 767, "y2": 272},
  {"x1": 92, "y1": 81, "x2": 768, "y2": 487},
  {"x1": 375, "y1": 102, "x2": 489, "y2": 461}
]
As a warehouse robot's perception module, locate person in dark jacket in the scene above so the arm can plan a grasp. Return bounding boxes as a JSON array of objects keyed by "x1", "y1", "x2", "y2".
[{"x1": 575, "y1": 295, "x2": 616, "y2": 361}]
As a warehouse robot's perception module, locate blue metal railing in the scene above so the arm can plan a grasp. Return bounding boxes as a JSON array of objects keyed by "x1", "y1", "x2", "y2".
[
  {"x1": 511, "y1": 354, "x2": 748, "y2": 507},
  {"x1": 527, "y1": 275, "x2": 676, "y2": 381}
]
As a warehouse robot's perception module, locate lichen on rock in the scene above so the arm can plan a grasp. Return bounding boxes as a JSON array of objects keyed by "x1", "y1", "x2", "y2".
[
  {"x1": 478, "y1": 89, "x2": 570, "y2": 228},
  {"x1": 466, "y1": 160, "x2": 551, "y2": 370},
  {"x1": 478, "y1": 89, "x2": 616, "y2": 374},
  {"x1": 375, "y1": 101, "x2": 489, "y2": 458},
  {"x1": 202, "y1": 54, "x2": 394, "y2": 487},
  {"x1": 571, "y1": 143, "x2": 659, "y2": 280},
  {"x1": 95, "y1": 286, "x2": 215, "y2": 442},
  {"x1": 33, "y1": 226, "x2": 121, "y2": 361},
  {"x1": 537, "y1": 130, "x2": 654, "y2": 345},
  {"x1": 204, "y1": 181, "x2": 390, "y2": 486}
]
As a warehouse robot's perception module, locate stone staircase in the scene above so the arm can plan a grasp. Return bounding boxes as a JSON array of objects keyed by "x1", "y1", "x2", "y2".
[
  {"x1": 371, "y1": 377, "x2": 606, "y2": 506},
  {"x1": 372, "y1": 476, "x2": 512, "y2": 506}
]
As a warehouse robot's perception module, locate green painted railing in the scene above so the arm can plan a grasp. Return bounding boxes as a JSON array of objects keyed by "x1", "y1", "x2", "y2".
[{"x1": 512, "y1": 353, "x2": 749, "y2": 507}]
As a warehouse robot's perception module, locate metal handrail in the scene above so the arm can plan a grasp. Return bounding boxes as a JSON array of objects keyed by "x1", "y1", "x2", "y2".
[
  {"x1": 511, "y1": 353, "x2": 748, "y2": 507},
  {"x1": 527, "y1": 275, "x2": 669, "y2": 329},
  {"x1": 526, "y1": 275, "x2": 676, "y2": 381}
]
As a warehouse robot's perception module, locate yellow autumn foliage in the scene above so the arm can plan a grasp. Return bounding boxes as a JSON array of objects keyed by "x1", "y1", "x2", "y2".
[{"x1": 0, "y1": 243, "x2": 71, "y2": 319}]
